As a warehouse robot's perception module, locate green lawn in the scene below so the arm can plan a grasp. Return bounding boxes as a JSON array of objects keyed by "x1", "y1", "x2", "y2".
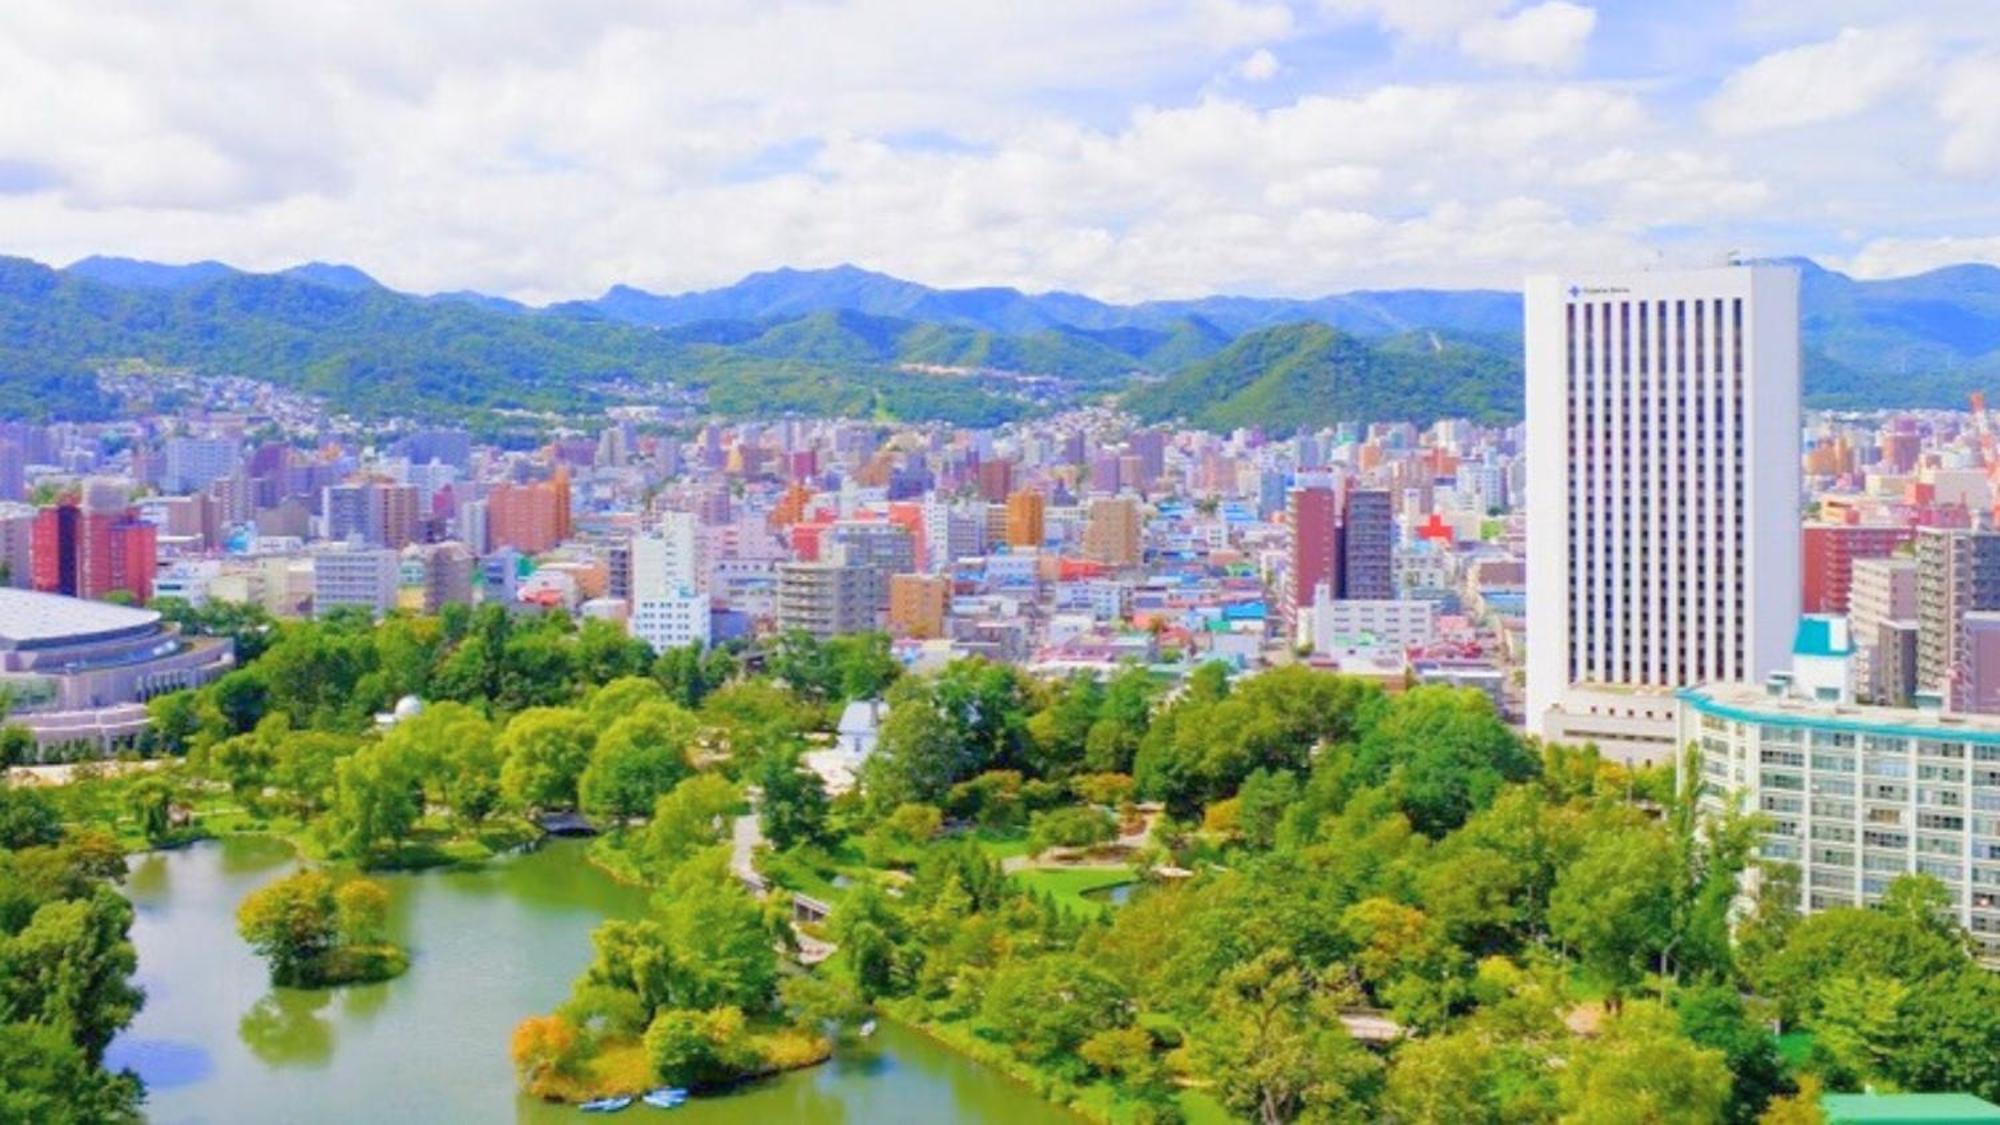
[
  {"x1": 1777, "y1": 1030, "x2": 1814, "y2": 1067},
  {"x1": 969, "y1": 827, "x2": 1034, "y2": 860},
  {"x1": 1010, "y1": 866, "x2": 1137, "y2": 916}
]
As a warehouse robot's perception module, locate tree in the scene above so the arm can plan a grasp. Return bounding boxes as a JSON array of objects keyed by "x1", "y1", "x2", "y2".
[
  {"x1": 123, "y1": 776, "x2": 175, "y2": 844},
  {"x1": 0, "y1": 1021, "x2": 143, "y2": 1124},
  {"x1": 643, "y1": 774, "x2": 741, "y2": 873},
  {"x1": 1351, "y1": 686, "x2": 1537, "y2": 836},
  {"x1": 1548, "y1": 824, "x2": 1676, "y2": 1003},
  {"x1": 1557, "y1": 1002, "x2": 1732, "y2": 1125},
  {"x1": 587, "y1": 675, "x2": 669, "y2": 729},
  {"x1": 328, "y1": 744, "x2": 421, "y2": 857},
  {"x1": 1027, "y1": 804, "x2": 1116, "y2": 857},
  {"x1": 757, "y1": 748, "x2": 830, "y2": 852},
  {"x1": 1196, "y1": 950, "x2": 1382, "y2": 1125},
  {"x1": 236, "y1": 870, "x2": 339, "y2": 985},
  {"x1": 1676, "y1": 984, "x2": 1793, "y2": 1124},
  {"x1": 0, "y1": 887, "x2": 143, "y2": 1061},
  {"x1": 270, "y1": 731, "x2": 355, "y2": 820},
  {"x1": 509, "y1": 1014, "x2": 582, "y2": 1094},
  {"x1": 0, "y1": 786, "x2": 63, "y2": 849},
  {"x1": 983, "y1": 953, "x2": 1131, "y2": 1074},
  {"x1": 578, "y1": 702, "x2": 697, "y2": 823},
  {"x1": 334, "y1": 879, "x2": 391, "y2": 946},
  {"x1": 0, "y1": 725, "x2": 35, "y2": 768},
  {"x1": 1236, "y1": 768, "x2": 1299, "y2": 850},
  {"x1": 498, "y1": 707, "x2": 596, "y2": 811},
  {"x1": 827, "y1": 882, "x2": 904, "y2": 1000},
  {"x1": 575, "y1": 617, "x2": 652, "y2": 687},
  {"x1": 644, "y1": 1005, "x2": 760, "y2": 1088},
  {"x1": 655, "y1": 857, "x2": 781, "y2": 1012}
]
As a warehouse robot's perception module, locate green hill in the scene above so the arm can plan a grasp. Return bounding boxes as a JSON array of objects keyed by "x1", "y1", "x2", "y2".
[{"x1": 1125, "y1": 323, "x2": 1519, "y2": 432}]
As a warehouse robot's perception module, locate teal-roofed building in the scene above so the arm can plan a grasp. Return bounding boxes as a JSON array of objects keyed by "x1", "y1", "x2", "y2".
[
  {"x1": 1823, "y1": 1091, "x2": 2000, "y2": 1123},
  {"x1": 1678, "y1": 672, "x2": 2000, "y2": 966}
]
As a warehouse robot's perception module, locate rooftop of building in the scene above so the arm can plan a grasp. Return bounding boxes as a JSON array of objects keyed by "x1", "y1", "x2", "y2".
[
  {"x1": 1822, "y1": 1091, "x2": 2000, "y2": 1124},
  {"x1": 1680, "y1": 681, "x2": 2000, "y2": 744},
  {"x1": 0, "y1": 589, "x2": 161, "y2": 648}
]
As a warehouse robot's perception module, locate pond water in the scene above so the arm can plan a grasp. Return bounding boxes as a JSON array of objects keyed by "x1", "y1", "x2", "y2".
[{"x1": 106, "y1": 836, "x2": 1075, "y2": 1124}]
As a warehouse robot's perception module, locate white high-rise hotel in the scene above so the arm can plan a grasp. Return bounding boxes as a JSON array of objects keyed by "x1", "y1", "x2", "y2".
[{"x1": 1526, "y1": 265, "x2": 1801, "y2": 762}]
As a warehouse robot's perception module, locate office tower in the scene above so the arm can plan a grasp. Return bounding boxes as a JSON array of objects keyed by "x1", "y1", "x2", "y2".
[
  {"x1": 163, "y1": 437, "x2": 239, "y2": 494},
  {"x1": 1801, "y1": 522, "x2": 1914, "y2": 614},
  {"x1": 30, "y1": 495, "x2": 157, "y2": 603},
  {"x1": 458, "y1": 499, "x2": 489, "y2": 555},
  {"x1": 1525, "y1": 265, "x2": 1801, "y2": 759},
  {"x1": 776, "y1": 560, "x2": 878, "y2": 639},
  {"x1": 1082, "y1": 497, "x2": 1141, "y2": 567},
  {"x1": 312, "y1": 546, "x2": 400, "y2": 617},
  {"x1": 1916, "y1": 527, "x2": 2000, "y2": 711},
  {"x1": 486, "y1": 467, "x2": 572, "y2": 554},
  {"x1": 888, "y1": 573, "x2": 949, "y2": 639},
  {"x1": 827, "y1": 521, "x2": 916, "y2": 610},
  {"x1": 323, "y1": 483, "x2": 375, "y2": 543},
  {"x1": 1287, "y1": 484, "x2": 1338, "y2": 633},
  {"x1": 1341, "y1": 488, "x2": 1394, "y2": 600},
  {"x1": 1849, "y1": 555, "x2": 1918, "y2": 704},
  {"x1": 1129, "y1": 430, "x2": 1165, "y2": 490},
  {"x1": 1004, "y1": 489, "x2": 1045, "y2": 549}
]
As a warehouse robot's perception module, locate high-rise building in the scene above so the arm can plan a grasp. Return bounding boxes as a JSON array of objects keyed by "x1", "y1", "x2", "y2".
[
  {"x1": 1341, "y1": 488, "x2": 1394, "y2": 600},
  {"x1": 1849, "y1": 555, "x2": 1918, "y2": 705},
  {"x1": 418, "y1": 542, "x2": 476, "y2": 613},
  {"x1": 1802, "y1": 522, "x2": 1914, "y2": 615},
  {"x1": 776, "y1": 560, "x2": 877, "y2": 639},
  {"x1": 1082, "y1": 497, "x2": 1142, "y2": 567},
  {"x1": 888, "y1": 573, "x2": 950, "y2": 639},
  {"x1": 1287, "y1": 484, "x2": 1338, "y2": 633},
  {"x1": 629, "y1": 512, "x2": 710, "y2": 653},
  {"x1": 30, "y1": 495, "x2": 157, "y2": 603},
  {"x1": 486, "y1": 467, "x2": 572, "y2": 555},
  {"x1": 1916, "y1": 527, "x2": 2000, "y2": 711},
  {"x1": 1004, "y1": 489, "x2": 1045, "y2": 550},
  {"x1": 312, "y1": 546, "x2": 400, "y2": 618},
  {"x1": 1525, "y1": 265, "x2": 1801, "y2": 760},
  {"x1": 0, "y1": 439, "x2": 25, "y2": 502},
  {"x1": 162, "y1": 437, "x2": 239, "y2": 495},
  {"x1": 0, "y1": 503, "x2": 32, "y2": 588}
]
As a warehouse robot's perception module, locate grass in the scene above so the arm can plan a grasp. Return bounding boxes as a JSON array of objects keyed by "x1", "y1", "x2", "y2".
[
  {"x1": 968, "y1": 827, "x2": 1034, "y2": 860},
  {"x1": 1777, "y1": 1030, "x2": 1815, "y2": 1067},
  {"x1": 1009, "y1": 866, "x2": 1137, "y2": 917}
]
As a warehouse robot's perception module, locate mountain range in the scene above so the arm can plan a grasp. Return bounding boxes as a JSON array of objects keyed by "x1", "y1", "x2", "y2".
[{"x1": 6, "y1": 252, "x2": 2000, "y2": 429}]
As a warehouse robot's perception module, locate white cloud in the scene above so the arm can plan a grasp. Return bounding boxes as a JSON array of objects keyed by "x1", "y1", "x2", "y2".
[
  {"x1": 1238, "y1": 48, "x2": 1281, "y2": 81},
  {"x1": 0, "y1": 1, "x2": 1994, "y2": 301},
  {"x1": 1459, "y1": 2, "x2": 1597, "y2": 71},
  {"x1": 1323, "y1": 0, "x2": 1595, "y2": 70},
  {"x1": 1845, "y1": 235, "x2": 2000, "y2": 279},
  {"x1": 1937, "y1": 53, "x2": 2000, "y2": 174},
  {"x1": 1704, "y1": 26, "x2": 1927, "y2": 135}
]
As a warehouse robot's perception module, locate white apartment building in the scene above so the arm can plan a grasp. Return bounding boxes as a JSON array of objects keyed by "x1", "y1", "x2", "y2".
[
  {"x1": 1681, "y1": 673, "x2": 2000, "y2": 965},
  {"x1": 1304, "y1": 595, "x2": 1436, "y2": 654},
  {"x1": 629, "y1": 511, "x2": 709, "y2": 652},
  {"x1": 312, "y1": 546, "x2": 400, "y2": 618},
  {"x1": 1526, "y1": 265, "x2": 1801, "y2": 761}
]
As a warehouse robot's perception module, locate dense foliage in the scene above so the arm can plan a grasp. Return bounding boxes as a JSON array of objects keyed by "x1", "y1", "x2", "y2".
[
  {"x1": 0, "y1": 785, "x2": 146, "y2": 1122},
  {"x1": 1124, "y1": 323, "x2": 1522, "y2": 432}
]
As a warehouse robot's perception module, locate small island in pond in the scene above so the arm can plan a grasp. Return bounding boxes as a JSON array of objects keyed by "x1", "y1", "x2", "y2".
[{"x1": 237, "y1": 869, "x2": 409, "y2": 987}]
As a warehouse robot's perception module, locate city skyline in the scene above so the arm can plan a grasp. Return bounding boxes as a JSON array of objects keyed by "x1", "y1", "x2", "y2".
[{"x1": 5, "y1": 3, "x2": 2000, "y2": 303}]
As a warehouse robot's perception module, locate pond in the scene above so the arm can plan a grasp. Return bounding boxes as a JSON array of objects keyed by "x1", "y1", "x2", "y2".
[{"x1": 106, "y1": 836, "x2": 1076, "y2": 1124}]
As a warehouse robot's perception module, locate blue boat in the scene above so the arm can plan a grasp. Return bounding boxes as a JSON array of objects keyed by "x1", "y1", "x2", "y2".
[
  {"x1": 579, "y1": 1095, "x2": 634, "y2": 1113},
  {"x1": 642, "y1": 1087, "x2": 689, "y2": 1109}
]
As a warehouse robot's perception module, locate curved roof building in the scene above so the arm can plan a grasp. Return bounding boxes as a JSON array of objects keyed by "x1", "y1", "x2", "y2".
[{"x1": 0, "y1": 588, "x2": 235, "y2": 758}]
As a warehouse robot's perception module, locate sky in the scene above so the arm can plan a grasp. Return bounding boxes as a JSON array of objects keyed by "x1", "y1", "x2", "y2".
[{"x1": 4, "y1": 0, "x2": 1999, "y2": 304}]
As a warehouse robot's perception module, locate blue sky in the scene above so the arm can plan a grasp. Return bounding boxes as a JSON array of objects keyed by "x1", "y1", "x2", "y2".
[{"x1": 2, "y1": 1, "x2": 1996, "y2": 303}]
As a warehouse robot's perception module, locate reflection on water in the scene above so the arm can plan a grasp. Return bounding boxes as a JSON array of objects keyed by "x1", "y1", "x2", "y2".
[
  {"x1": 110, "y1": 835, "x2": 1076, "y2": 1124},
  {"x1": 238, "y1": 991, "x2": 336, "y2": 1067}
]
